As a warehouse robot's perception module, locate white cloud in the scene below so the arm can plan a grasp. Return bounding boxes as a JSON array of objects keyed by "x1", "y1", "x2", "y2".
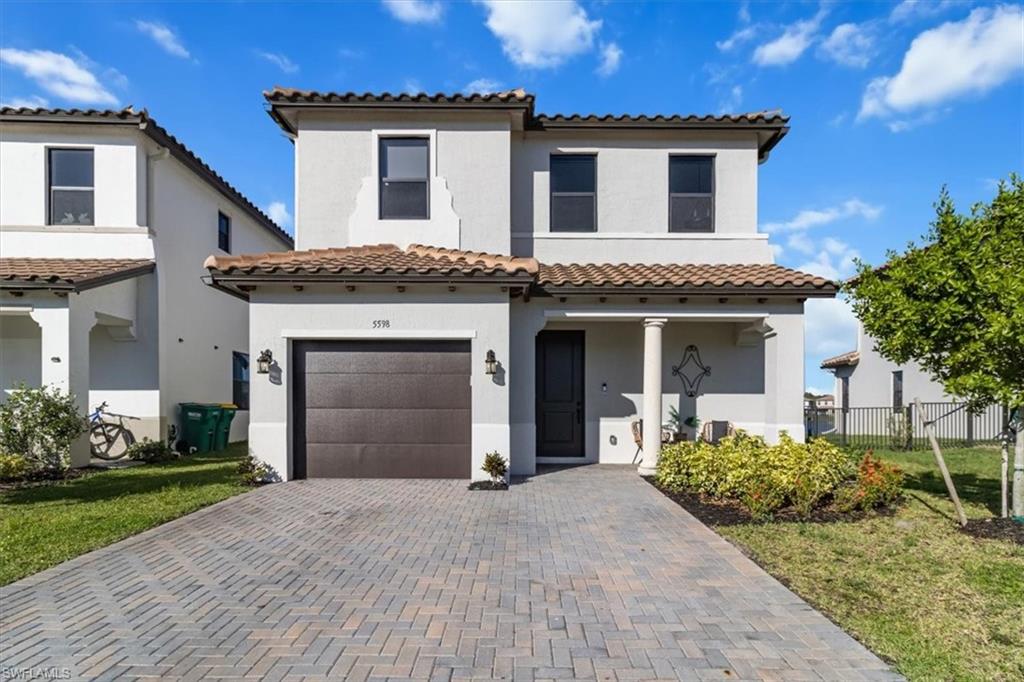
[
  {"x1": 796, "y1": 237, "x2": 860, "y2": 282},
  {"x1": 0, "y1": 48, "x2": 118, "y2": 105},
  {"x1": 889, "y1": 0, "x2": 961, "y2": 24},
  {"x1": 738, "y1": 1, "x2": 751, "y2": 24},
  {"x1": 859, "y1": 5, "x2": 1024, "y2": 122},
  {"x1": 804, "y1": 296, "x2": 858, "y2": 358},
  {"x1": 786, "y1": 232, "x2": 817, "y2": 256},
  {"x1": 819, "y1": 22, "x2": 874, "y2": 68},
  {"x1": 716, "y1": 25, "x2": 758, "y2": 52},
  {"x1": 477, "y1": 0, "x2": 602, "y2": 69},
  {"x1": 257, "y1": 51, "x2": 299, "y2": 74},
  {"x1": 596, "y1": 42, "x2": 622, "y2": 76},
  {"x1": 0, "y1": 94, "x2": 49, "y2": 109},
  {"x1": 264, "y1": 201, "x2": 292, "y2": 229},
  {"x1": 717, "y1": 84, "x2": 743, "y2": 113},
  {"x1": 465, "y1": 77, "x2": 502, "y2": 93},
  {"x1": 403, "y1": 78, "x2": 424, "y2": 94},
  {"x1": 752, "y1": 9, "x2": 826, "y2": 66},
  {"x1": 761, "y1": 198, "x2": 882, "y2": 233},
  {"x1": 769, "y1": 243, "x2": 784, "y2": 260},
  {"x1": 135, "y1": 20, "x2": 192, "y2": 59},
  {"x1": 382, "y1": 0, "x2": 443, "y2": 24}
]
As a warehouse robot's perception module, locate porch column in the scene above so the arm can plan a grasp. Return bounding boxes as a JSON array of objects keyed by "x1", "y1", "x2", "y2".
[
  {"x1": 30, "y1": 303, "x2": 92, "y2": 468},
  {"x1": 638, "y1": 318, "x2": 667, "y2": 475}
]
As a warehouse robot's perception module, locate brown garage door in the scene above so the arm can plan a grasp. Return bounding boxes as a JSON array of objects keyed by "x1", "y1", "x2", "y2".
[{"x1": 292, "y1": 340, "x2": 471, "y2": 479}]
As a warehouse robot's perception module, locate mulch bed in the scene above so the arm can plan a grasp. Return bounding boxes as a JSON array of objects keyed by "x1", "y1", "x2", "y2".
[
  {"x1": 963, "y1": 517, "x2": 1024, "y2": 544},
  {"x1": 644, "y1": 477, "x2": 884, "y2": 526},
  {"x1": 468, "y1": 480, "x2": 509, "y2": 491}
]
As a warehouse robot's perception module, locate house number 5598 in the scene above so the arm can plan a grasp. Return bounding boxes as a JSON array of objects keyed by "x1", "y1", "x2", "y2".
[{"x1": 372, "y1": 320, "x2": 391, "y2": 328}]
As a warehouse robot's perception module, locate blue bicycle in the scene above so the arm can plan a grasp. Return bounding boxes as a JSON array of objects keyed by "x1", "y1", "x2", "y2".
[{"x1": 88, "y1": 402, "x2": 137, "y2": 460}]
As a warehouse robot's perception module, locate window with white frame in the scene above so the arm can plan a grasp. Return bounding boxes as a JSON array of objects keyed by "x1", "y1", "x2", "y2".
[
  {"x1": 669, "y1": 155, "x2": 714, "y2": 232},
  {"x1": 379, "y1": 137, "x2": 429, "y2": 219},
  {"x1": 48, "y1": 148, "x2": 94, "y2": 225}
]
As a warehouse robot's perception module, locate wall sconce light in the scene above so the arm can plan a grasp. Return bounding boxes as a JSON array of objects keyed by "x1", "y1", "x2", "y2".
[
  {"x1": 484, "y1": 349, "x2": 498, "y2": 375},
  {"x1": 257, "y1": 349, "x2": 273, "y2": 374}
]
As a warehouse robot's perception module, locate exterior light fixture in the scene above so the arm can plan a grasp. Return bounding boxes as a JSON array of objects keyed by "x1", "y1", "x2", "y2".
[
  {"x1": 256, "y1": 349, "x2": 273, "y2": 374},
  {"x1": 485, "y1": 350, "x2": 498, "y2": 375}
]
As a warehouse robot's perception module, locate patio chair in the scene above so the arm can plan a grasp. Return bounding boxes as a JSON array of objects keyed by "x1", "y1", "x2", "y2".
[
  {"x1": 700, "y1": 420, "x2": 736, "y2": 445},
  {"x1": 630, "y1": 420, "x2": 676, "y2": 463}
]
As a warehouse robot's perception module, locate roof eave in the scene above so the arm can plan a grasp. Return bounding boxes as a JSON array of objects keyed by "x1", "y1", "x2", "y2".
[
  {"x1": 0, "y1": 261, "x2": 155, "y2": 293},
  {"x1": 535, "y1": 284, "x2": 836, "y2": 298}
]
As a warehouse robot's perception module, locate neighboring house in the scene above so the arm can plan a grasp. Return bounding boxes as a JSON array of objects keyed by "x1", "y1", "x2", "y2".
[
  {"x1": 821, "y1": 322, "x2": 955, "y2": 411},
  {"x1": 204, "y1": 88, "x2": 836, "y2": 481},
  {"x1": 804, "y1": 393, "x2": 834, "y2": 409},
  {"x1": 0, "y1": 107, "x2": 293, "y2": 466}
]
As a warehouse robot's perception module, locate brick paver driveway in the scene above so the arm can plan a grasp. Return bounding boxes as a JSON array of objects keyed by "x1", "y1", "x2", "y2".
[{"x1": 1, "y1": 465, "x2": 899, "y2": 681}]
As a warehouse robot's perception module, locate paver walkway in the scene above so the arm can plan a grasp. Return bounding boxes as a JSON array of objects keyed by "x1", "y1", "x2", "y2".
[{"x1": 1, "y1": 465, "x2": 900, "y2": 681}]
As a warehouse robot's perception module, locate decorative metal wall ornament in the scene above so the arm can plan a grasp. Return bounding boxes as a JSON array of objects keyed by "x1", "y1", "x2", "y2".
[{"x1": 672, "y1": 345, "x2": 711, "y2": 397}]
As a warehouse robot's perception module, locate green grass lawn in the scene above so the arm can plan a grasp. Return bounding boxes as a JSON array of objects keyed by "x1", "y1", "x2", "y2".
[
  {"x1": 0, "y1": 443, "x2": 249, "y2": 586},
  {"x1": 716, "y1": 447, "x2": 1024, "y2": 681}
]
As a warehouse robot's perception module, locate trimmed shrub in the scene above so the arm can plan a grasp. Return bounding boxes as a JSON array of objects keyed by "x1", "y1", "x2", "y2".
[
  {"x1": 656, "y1": 431, "x2": 855, "y2": 519},
  {"x1": 836, "y1": 452, "x2": 905, "y2": 512},
  {"x1": 0, "y1": 452, "x2": 29, "y2": 481},
  {"x1": 0, "y1": 384, "x2": 87, "y2": 472},
  {"x1": 238, "y1": 453, "x2": 272, "y2": 486},
  {"x1": 125, "y1": 439, "x2": 176, "y2": 463}
]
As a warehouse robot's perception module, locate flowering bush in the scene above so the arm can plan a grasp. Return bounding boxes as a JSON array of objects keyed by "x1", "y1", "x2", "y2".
[
  {"x1": 0, "y1": 452, "x2": 29, "y2": 481},
  {"x1": 835, "y1": 452, "x2": 904, "y2": 512},
  {"x1": 656, "y1": 432, "x2": 855, "y2": 520},
  {"x1": 0, "y1": 384, "x2": 86, "y2": 472}
]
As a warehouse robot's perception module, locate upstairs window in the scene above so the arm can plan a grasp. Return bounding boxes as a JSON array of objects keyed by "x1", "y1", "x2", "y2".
[
  {"x1": 48, "y1": 148, "x2": 94, "y2": 225},
  {"x1": 892, "y1": 370, "x2": 904, "y2": 409},
  {"x1": 218, "y1": 211, "x2": 231, "y2": 252},
  {"x1": 232, "y1": 351, "x2": 250, "y2": 410},
  {"x1": 550, "y1": 154, "x2": 596, "y2": 232},
  {"x1": 379, "y1": 138, "x2": 429, "y2": 219},
  {"x1": 669, "y1": 156, "x2": 714, "y2": 232}
]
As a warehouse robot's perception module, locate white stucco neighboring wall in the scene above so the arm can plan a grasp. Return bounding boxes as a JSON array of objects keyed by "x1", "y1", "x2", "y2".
[
  {"x1": 148, "y1": 144, "x2": 290, "y2": 441},
  {"x1": 293, "y1": 112, "x2": 512, "y2": 254},
  {"x1": 246, "y1": 285, "x2": 511, "y2": 481},
  {"x1": 836, "y1": 323, "x2": 953, "y2": 408}
]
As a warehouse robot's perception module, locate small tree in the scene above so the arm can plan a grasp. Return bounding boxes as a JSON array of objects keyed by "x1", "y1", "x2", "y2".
[
  {"x1": 846, "y1": 176, "x2": 1024, "y2": 514},
  {"x1": 0, "y1": 384, "x2": 87, "y2": 472},
  {"x1": 481, "y1": 451, "x2": 508, "y2": 484}
]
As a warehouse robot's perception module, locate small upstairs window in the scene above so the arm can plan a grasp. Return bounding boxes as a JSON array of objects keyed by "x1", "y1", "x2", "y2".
[
  {"x1": 218, "y1": 211, "x2": 231, "y2": 252},
  {"x1": 48, "y1": 148, "x2": 94, "y2": 225},
  {"x1": 669, "y1": 156, "x2": 714, "y2": 232},
  {"x1": 892, "y1": 370, "x2": 904, "y2": 409},
  {"x1": 379, "y1": 138, "x2": 429, "y2": 219},
  {"x1": 550, "y1": 154, "x2": 596, "y2": 232}
]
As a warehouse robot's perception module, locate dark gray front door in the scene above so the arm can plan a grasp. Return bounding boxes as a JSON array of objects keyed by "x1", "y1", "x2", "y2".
[
  {"x1": 536, "y1": 330, "x2": 585, "y2": 458},
  {"x1": 292, "y1": 340, "x2": 471, "y2": 478}
]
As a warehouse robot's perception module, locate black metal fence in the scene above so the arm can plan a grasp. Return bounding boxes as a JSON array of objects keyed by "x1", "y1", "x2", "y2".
[{"x1": 805, "y1": 402, "x2": 1009, "y2": 450}]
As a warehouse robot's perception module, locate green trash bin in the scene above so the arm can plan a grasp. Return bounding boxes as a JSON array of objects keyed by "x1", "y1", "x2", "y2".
[
  {"x1": 178, "y1": 403, "x2": 222, "y2": 453},
  {"x1": 213, "y1": 404, "x2": 238, "y2": 451}
]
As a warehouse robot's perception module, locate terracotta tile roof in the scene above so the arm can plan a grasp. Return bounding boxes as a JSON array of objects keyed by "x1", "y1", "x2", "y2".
[
  {"x1": 0, "y1": 107, "x2": 292, "y2": 248},
  {"x1": 204, "y1": 244, "x2": 539, "y2": 280},
  {"x1": 0, "y1": 258, "x2": 155, "y2": 291},
  {"x1": 264, "y1": 87, "x2": 533, "y2": 106},
  {"x1": 820, "y1": 350, "x2": 861, "y2": 369},
  {"x1": 537, "y1": 262, "x2": 835, "y2": 295},
  {"x1": 534, "y1": 110, "x2": 789, "y2": 126}
]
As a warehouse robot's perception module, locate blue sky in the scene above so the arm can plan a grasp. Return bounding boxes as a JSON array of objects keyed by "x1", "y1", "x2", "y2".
[{"x1": 2, "y1": 0, "x2": 1022, "y2": 393}]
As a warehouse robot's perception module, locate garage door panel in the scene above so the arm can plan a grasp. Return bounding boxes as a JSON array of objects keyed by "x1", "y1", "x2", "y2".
[
  {"x1": 304, "y1": 444, "x2": 471, "y2": 479},
  {"x1": 302, "y1": 342, "x2": 471, "y2": 375},
  {"x1": 293, "y1": 340, "x2": 472, "y2": 479},
  {"x1": 304, "y1": 373, "x2": 471, "y2": 409},
  {"x1": 305, "y1": 408, "x2": 471, "y2": 444}
]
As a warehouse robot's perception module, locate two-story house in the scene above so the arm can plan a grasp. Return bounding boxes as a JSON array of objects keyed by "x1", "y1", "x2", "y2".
[
  {"x1": 204, "y1": 89, "x2": 836, "y2": 481},
  {"x1": 0, "y1": 107, "x2": 293, "y2": 466}
]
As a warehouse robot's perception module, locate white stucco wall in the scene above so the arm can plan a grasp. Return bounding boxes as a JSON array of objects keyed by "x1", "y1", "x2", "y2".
[
  {"x1": 293, "y1": 111, "x2": 512, "y2": 254},
  {"x1": 0, "y1": 124, "x2": 140, "y2": 228},
  {"x1": 148, "y1": 145, "x2": 290, "y2": 442},
  {"x1": 841, "y1": 323, "x2": 954, "y2": 408},
  {"x1": 246, "y1": 285, "x2": 511, "y2": 481},
  {"x1": 509, "y1": 130, "x2": 769, "y2": 264},
  {"x1": 508, "y1": 298, "x2": 805, "y2": 475}
]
